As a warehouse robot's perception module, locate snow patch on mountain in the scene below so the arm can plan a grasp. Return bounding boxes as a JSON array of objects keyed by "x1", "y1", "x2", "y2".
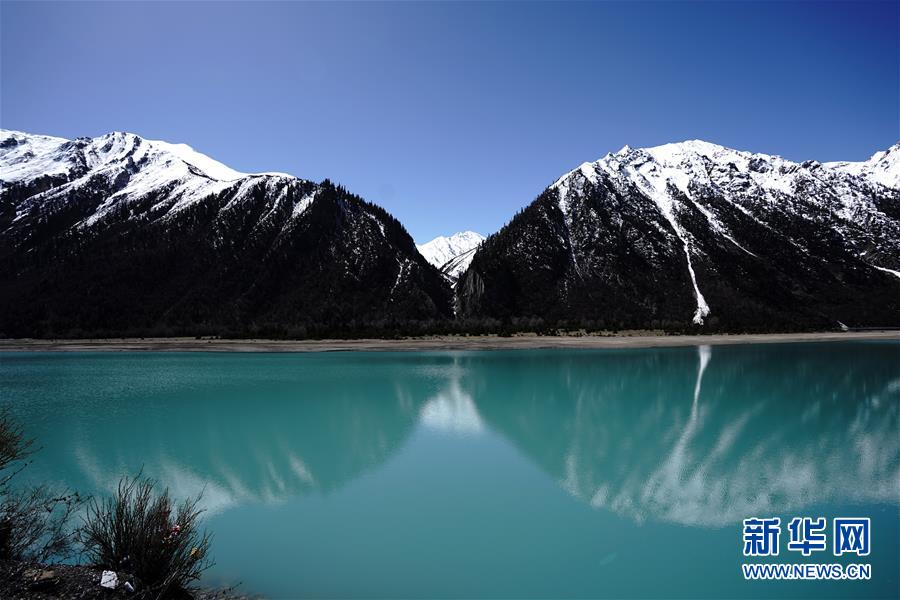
[
  {"x1": 625, "y1": 161, "x2": 710, "y2": 324},
  {"x1": 292, "y1": 190, "x2": 318, "y2": 218},
  {"x1": 871, "y1": 264, "x2": 900, "y2": 280}
]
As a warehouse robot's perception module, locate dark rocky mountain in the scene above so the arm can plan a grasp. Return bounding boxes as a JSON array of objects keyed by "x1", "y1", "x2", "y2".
[
  {"x1": 4, "y1": 131, "x2": 898, "y2": 337},
  {"x1": 0, "y1": 130, "x2": 452, "y2": 337},
  {"x1": 457, "y1": 140, "x2": 900, "y2": 331}
]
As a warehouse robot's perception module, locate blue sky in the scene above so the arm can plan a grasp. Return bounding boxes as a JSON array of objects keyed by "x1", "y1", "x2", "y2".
[{"x1": 2, "y1": 1, "x2": 897, "y2": 241}]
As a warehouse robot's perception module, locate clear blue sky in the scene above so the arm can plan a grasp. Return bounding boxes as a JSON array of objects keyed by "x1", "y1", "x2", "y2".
[{"x1": 2, "y1": 1, "x2": 897, "y2": 241}]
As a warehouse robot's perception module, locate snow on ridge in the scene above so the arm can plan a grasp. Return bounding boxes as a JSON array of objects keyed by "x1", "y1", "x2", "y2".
[
  {"x1": 145, "y1": 138, "x2": 246, "y2": 181},
  {"x1": 0, "y1": 128, "x2": 67, "y2": 147},
  {"x1": 825, "y1": 142, "x2": 900, "y2": 189},
  {"x1": 0, "y1": 129, "x2": 75, "y2": 183},
  {"x1": 552, "y1": 139, "x2": 900, "y2": 199},
  {"x1": 0, "y1": 129, "x2": 301, "y2": 186},
  {"x1": 1, "y1": 129, "x2": 315, "y2": 228}
]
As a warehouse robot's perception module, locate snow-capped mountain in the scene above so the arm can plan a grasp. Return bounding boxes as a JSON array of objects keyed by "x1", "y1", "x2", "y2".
[
  {"x1": 417, "y1": 231, "x2": 485, "y2": 281},
  {"x1": 4, "y1": 129, "x2": 898, "y2": 335},
  {"x1": 1, "y1": 129, "x2": 297, "y2": 224},
  {"x1": 0, "y1": 130, "x2": 452, "y2": 337},
  {"x1": 458, "y1": 140, "x2": 900, "y2": 329}
]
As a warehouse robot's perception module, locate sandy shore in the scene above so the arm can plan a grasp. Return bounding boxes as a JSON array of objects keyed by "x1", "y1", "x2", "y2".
[{"x1": 0, "y1": 330, "x2": 897, "y2": 353}]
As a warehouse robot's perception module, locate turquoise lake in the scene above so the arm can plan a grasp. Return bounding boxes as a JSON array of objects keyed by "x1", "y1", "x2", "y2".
[{"x1": 1, "y1": 341, "x2": 898, "y2": 598}]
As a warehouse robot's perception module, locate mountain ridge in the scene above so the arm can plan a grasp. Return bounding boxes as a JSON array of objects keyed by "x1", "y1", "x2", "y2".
[
  {"x1": 3, "y1": 129, "x2": 898, "y2": 336},
  {"x1": 0, "y1": 129, "x2": 452, "y2": 337},
  {"x1": 457, "y1": 139, "x2": 900, "y2": 330}
]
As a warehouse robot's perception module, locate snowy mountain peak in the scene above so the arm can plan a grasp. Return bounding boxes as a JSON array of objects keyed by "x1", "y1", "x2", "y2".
[
  {"x1": 553, "y1": 139, "x2": 900, "y2": 219},
  {"x1": 142, "y1": 138, "x2": 247, "y2": 181},
  {"x1": 417, "y1": 231, "x2": 485, "y2": 281},
  {"x1": 0, "y1": 129, "x2": 255, "y2": 185},
  {"x1": 481, "y1": 138, "x2": 900, "y2": 328},
  {"x1": 0, "y1": 129, "x2": 315, "y2": 228}
]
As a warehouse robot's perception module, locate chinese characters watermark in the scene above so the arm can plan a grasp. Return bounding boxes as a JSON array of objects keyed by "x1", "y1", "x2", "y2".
[{"x1": 741, "y1": 516, "x2": 872, "y2": 581}]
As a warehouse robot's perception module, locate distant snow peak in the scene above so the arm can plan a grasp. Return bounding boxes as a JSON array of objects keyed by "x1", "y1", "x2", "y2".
[{"x1": 417, "y1": 231, "x2": 485, "y2": 280}]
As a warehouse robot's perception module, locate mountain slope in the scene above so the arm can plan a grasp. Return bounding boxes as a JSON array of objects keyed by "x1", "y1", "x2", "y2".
[
  {"x1": 0, "y1": 130, "x2": 452, "y2": 337},
  {"x1": 417, "y1": 231, "x2": 485, "y2": 281},
  {"x1": 457, "y1": 141, "x2": 900, "y2": 330}
]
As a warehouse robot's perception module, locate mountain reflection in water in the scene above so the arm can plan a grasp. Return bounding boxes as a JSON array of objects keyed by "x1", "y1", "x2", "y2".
[{"x1": 5, "y1": 343, "x2": 897, "y2": 530}]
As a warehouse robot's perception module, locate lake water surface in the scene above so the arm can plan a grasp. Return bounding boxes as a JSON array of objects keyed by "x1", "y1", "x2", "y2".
[{"x1": 1, "y1": 342, "x2": 898, "y2": 598}]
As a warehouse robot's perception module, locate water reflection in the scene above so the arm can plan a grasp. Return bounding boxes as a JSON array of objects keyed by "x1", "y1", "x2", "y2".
[
  {"x1": 8, "y1": 353, "x2": 436, "y2": 514},
  {"x1": 692, "y1": 344, "x2": 711, "y2": 419},
  {"x1": 467, "y1": 343, "x2": 900, "y2": 526},
  {"x1": 420, "y1": 359, "x2": 484, "y2": 435},
  {"x1": 67, "y1": 384, "x2": 426, "y2": 515},
  {"x1": 4, "y1": 343, "x2": 899, "y2": 528}
]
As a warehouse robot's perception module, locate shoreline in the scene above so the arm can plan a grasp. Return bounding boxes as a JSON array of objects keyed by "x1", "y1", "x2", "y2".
[{"x1": 0, "y1": 330, "x2": 898, "y2": 353}]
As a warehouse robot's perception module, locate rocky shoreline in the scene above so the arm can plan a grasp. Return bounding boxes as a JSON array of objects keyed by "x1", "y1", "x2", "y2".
[
  {"x1": 0, "y1": 561, "x2": 253, "y2": 600},
  {"x1": 0, "y1": 330, "x2": 897, "y2": 353}
]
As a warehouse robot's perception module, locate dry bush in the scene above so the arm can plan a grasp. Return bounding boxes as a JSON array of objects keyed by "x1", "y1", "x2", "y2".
[
  {"x1": 0, "y1": 409, "x2": 82, "y2": 562},
  {"x1": 80, "y1": 475, "x2": 212, "y2": 599},
  {"x1": 0, "y1": 486, "x2": 82, "y2": 562},
  {"x1": 0, "y1": 410, "x2": 32, "y2": 481}
]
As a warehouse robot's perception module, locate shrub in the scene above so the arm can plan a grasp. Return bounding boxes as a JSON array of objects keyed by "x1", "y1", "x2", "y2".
[
  {"x1": 0, "y1": 486, "x2": 83, "y2": 563},
  {"x1": 0, "y1": 410, "x2": 83, "y2": 563},
  {"x1": 0, "y1": 411, "x2": 32, "y2": 478},
  {"x1": 80, "y1": 475, "x2": 212, "y2": 599}
]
